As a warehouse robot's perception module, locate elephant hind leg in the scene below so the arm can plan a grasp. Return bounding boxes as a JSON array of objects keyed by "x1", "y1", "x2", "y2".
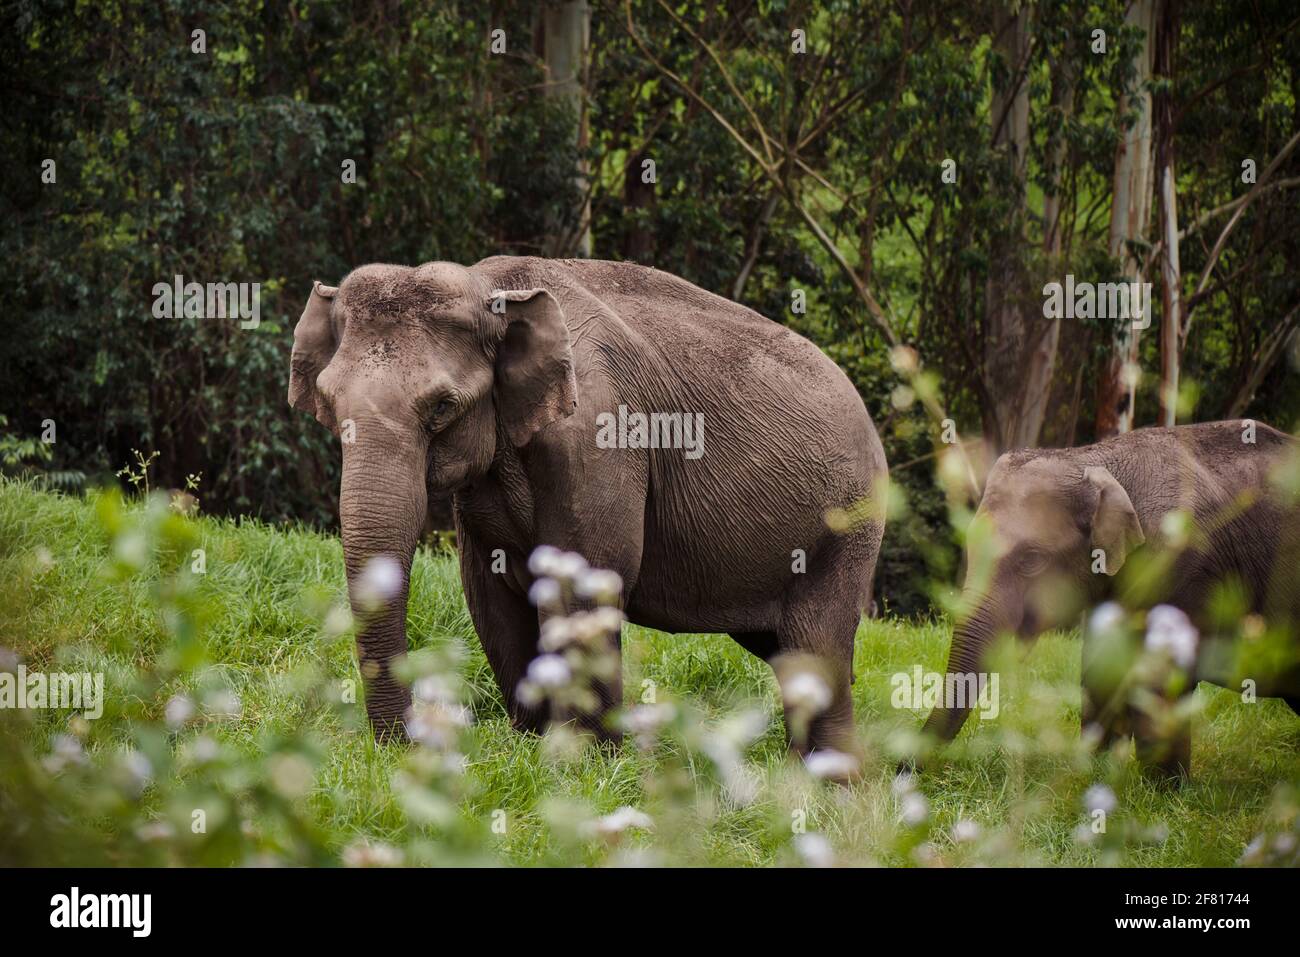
[{"x1": 771, "y1": 573, "x2": 864, "y2": 763}]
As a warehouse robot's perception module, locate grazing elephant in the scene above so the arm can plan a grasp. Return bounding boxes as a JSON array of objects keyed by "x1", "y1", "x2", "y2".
[
  {"x1": 288, "y1": 257, "x2": 887, "y2": 756},
  {"x1": 918, "y1": 420, "x2": 1300, "y2": 777}
]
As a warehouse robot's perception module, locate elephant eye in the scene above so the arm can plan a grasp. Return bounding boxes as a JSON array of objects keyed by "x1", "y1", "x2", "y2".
[
  {"x1": 1016, "y1": 547, "x2": 1050, "y2": 576},
  {"x1": 424, "y1": 397, "x2": 454, "y2": 429}
]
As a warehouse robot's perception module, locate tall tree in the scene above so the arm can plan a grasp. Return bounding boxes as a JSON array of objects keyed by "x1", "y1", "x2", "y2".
[
  {"x1": 1154, "y1": 0, "x2": 1182, "y2": 426},
  {"x1": 543, "y1": 0, "x2": 592, "y2": 256},
  {"x1": 982, "y1": 3, "x2": 1056, "y2": 452},
  {"x1": 1096, "y1": 0, "x2": 1156, "y2": 438}
]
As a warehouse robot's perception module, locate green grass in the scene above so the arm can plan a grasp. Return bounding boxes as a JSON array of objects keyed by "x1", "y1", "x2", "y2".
[{"x1": 1, "y1": 479, "x2": 1297, "y2": 866}]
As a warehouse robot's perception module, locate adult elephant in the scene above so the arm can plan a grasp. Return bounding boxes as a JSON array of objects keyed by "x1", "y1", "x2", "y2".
[
  {"x1": 288, "y1": 257, "x2": 887, "y2": 756},
  {"x1": 916, "y1": 420, "x2": 1300, "y2": 777}
]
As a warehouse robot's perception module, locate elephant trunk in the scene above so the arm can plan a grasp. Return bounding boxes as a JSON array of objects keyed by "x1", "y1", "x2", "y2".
[
  {"x1": 339, "y1": 433, "x2": 428, "y2": 740},
  {"x1": 920, "y1": 598, "x2": 1000, "y2": 744}
]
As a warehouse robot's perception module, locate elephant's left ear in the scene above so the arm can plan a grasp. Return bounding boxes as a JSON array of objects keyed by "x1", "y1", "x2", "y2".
[
  {"x1": 1084, "y1": 466, "x2": 1145, "y2": 575},
  {"x1": 489, "y1": 288, "x2": 578, "y2": 447}
]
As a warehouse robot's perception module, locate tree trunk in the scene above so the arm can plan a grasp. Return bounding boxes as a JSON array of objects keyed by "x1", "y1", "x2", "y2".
[
  {"x1": 1039, "y1": 50, "x2": 1083, "y2": 448},
  {"x1": 1154, "y1": 0, "x2": 1182, "y2": 426},
  {"x1": 1096, "y1": 0, "x2": 1156, "y2": 438},
  {"x1": 982, "y1": 3, "x2": 1055, "y2": 453},
  {"x1": 622, "y1": 147, "x2": 657, "y2": 264},
  {"x1": 542, "y1": 0, "x2": 591, "y2": 257}
]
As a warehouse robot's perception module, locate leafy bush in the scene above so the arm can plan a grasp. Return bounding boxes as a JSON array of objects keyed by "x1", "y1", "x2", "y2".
[{"x1": 2, "y1": 479, "x2": 1298, "y2": 867}]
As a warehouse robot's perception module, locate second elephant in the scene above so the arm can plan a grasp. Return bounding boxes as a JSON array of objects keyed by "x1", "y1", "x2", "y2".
[{"x1": 919, "y1": 420, "x2": 1300, "y2": 778}]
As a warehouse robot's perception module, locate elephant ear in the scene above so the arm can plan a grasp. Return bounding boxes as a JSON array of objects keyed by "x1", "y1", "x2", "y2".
[
  {"x1": 489, "y1": 288, "x2": 578, "y2": 447},
  {"x1": 1084, "y1": 466, "x2": 1145, "y2": 575},
  {"x1": 288, "y1": 281, "x2": 339, "y2": 426}
]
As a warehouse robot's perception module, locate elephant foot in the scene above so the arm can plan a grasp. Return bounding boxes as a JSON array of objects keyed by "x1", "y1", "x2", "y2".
[
  {"x1": 1135, "y1": 729, "x2": 1191, "y2": 785},
  {"x1": 369, "y1": 712, "x2": 411, "y2": 745}
]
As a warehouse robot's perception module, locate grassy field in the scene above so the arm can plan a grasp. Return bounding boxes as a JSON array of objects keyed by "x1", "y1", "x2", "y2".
[{"x1": 1, "y1": 479, "x2": 1298, "y2": 867}]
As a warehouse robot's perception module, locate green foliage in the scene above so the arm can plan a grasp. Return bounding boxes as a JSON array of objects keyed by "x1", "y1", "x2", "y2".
[
  {"x1": 1, "y1": 0, "x2": 1297, "y2": 616},
  {"x1": 3, "y1": 480, "x2": 1298, "y2": 866}
]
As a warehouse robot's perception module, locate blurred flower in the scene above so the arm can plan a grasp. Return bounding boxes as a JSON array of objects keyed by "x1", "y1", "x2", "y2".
[
  {"x1": 1159, "y1": 510, "x2": 1192, "y2": 548},
  {"x1": 899, "y1": 791, "x2": 930, "y2": 826},
  {"x1": 323, "y1": 604, "x2": 354, "y2": 638},
  {"x1": 722, "y1": 764, "x2": 762, "y2": 807},
  {"x1": 951, "y1": 819, "x2": 981, "y2": 843},
  {"x1": 355, "y1": 555, "x2": 402, "y2": 611},
  {"x1": 891, "y1": 771, "x2": 917, "y2": 796},
  {"x1": 1144, "y1": 604, "x2": 1198, "y2": 670},
  {"x1": 781, "y1": 671, "x2": 832, "y2": 715},
  {"x1": 528, "y1": 546, "x2": 589, "y2": 582},
  {"x1": 526, "y1": 654, "x2": 571, "y2": 689},
  {"x1": 191, "y1": 735, "x2": 219, "y2": 763},
  {"x1": 586, "y1": 806, "x2": 654, "y2": 838},
  {"x1": 120, "y1": 749, "x2": 153, "y2": 796},
  {"x1": 794, "y1": 832, "x2": 835, "y2": 868},
  {"x1": 1239, "y1": 835, "x2": 1266, "y2": 865},
  {"x1": 575, "y1": 569, "x2": 623, "y2": 604},
  {"x1": 803, "y1": 749, "x2": 860, "y2": 781},
  {"x1": 589, "y1": 606, "x2": 625, "y2": 636},
  {"x1": 135, "y1": 821, "x2": 175, "y2": 843},
  {"x1": 342, "y1": 841, "x2": 405, "y2": 868},
  {"x1": 114, "y1": 529, "x2": 148, "y2": 570},
  {"x1": 552, "y1": 551, "x2": 588, "y2": 581},
  {"x1": 1083, "y1": 784, "x2": 1117, "y2": 814},
  {"x1": 527, "y1": 545, "x2": 563, "y2": 577},
  {"x1": 41, "y1": 734, "x2": 86, "y2": 774},
  {"x1": 405, "y1": 701, "x2": 472, "y2": 751},
  {"x1": 33, "y1": 546, "x2": 55, "y2": 573},
  {"x1": 268, "y1": 752, "x2": 314, "y2": 798},
  {"x1": 889, "y1": 344, "x2": 920, "y2": 375},
  {"x1": 412, "y1": 675, "x2": 458, "y2": 705},
  {"x1": 539, "y1": 617, "x2": 576, "y2": 651},
  {"x1": 1088, "y1": 601, "x2": 1125, "y2": 635},
  {"x1": 0, "y1": 646, "x2": 19, "y2": 673},
  {"x1": 164, "y1": 693, "x2": 194, "y2": 730},
  {"x1": 529, "y1": 577, "x2": 561, "y2": 609},
  {"x1": 622, "y1": 702, "x2": 676, "y2": 747},
  {"x1": 203, "y1": 688, "x2": 242, "y2": 721}
]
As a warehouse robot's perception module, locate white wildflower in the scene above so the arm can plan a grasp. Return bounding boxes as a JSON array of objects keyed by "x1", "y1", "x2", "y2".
[
  {"x1": 900, "y1": 791, "x2": 930, "y2": 826},
  {"x1": 1088, "y1": 601, "x2": 1126, "y2": 636},
  {"x1": 951, "y1": 819, "x2": 981, "y2": 843},
  {"x1": 588, "y1": 806, "x2": 654, "y2": 837},
  {"x1": 781, "y1": 671, "x2": 832, "y2": 715},
  {"x1": 354, "y1": 555, "x2": 403, "y2": 611},
  {"x1": 1083, "y1": 783, "x2": 1117, "y2": 814},
  {"x1": 528, "y1": 577, "x2": 562, "y2": 609},
  {"x1": 794, "y1": 833, "x2": 835, "y2": 868},
  {"x1": 342, "y1": 841, "x2": 405, "y2": 868},
  {"x1": 1144, "y1": 604, "x2": 1198, "y2": 670},
  {"x1": 803, "y1": 749, "x2": 860, "y2": 781},
  {"x1": 526, "y1": 654, "x2": 571, "y2": 688},
  {"x1": 164, "y1": 693, "x2": 195, "y2": 730}
]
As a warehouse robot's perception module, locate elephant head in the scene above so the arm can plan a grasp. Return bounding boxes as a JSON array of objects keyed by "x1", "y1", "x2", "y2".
[
  {"x1": 921, "y1": 454, "x2": 1145, "y2": 743},
  {"x1": 288, "y1": 262, "x2": 578, "y2": 739}
]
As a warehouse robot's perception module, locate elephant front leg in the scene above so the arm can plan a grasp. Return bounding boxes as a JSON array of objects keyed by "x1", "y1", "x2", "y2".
[
  {"x1": 1133, "y1": 704, "x2": 1192, "y2": 783},
  {"x1": 459, "y1": 537, "x2": 546, "y2": 734},
  {"x1": 540, "y1": 607, "x2": 624, "y2": 744}
]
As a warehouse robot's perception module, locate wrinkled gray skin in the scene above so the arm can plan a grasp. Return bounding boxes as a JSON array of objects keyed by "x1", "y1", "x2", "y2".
[
  {"x1": 921, "y1": 421, "x2": 1300, "y2": 778},
  {"x1": 289, "y1": 257, "x2": 886, "y2": 754}
]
